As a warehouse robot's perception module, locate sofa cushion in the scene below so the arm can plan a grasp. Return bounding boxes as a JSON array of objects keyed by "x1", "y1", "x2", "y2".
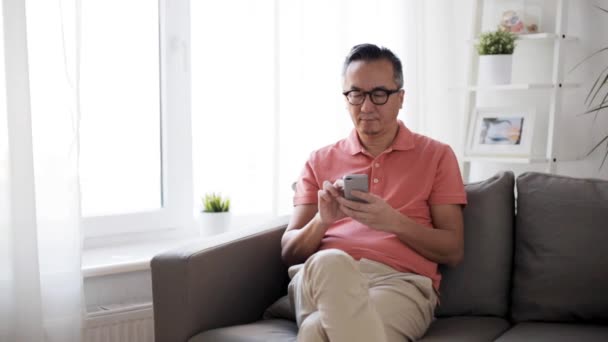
[
  {"x1": 435, "y1": 171, "x2": 515, "y2": 318},
  {"x1": 263, "y1": 295, "x2": 295, "y2": 321},
  {"x1": 495, "y1": 322, "x2": 608, "y2": 342},
  {"x1": 189, "y1": 319, "x2": 297, "y2": 342},
  {"x1": 419, "y1": 316, "x2": 510, "y2": 341},
  {"x1": 511, "y1": 172, "x2": 608, "y2": 323}
]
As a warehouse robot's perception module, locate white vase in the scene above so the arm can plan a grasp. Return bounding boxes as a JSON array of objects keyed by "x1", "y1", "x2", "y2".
[
  {"x1": 477, "y1": 54, "x2": 513, "y2": 85},
  {"x1": 200, "y1": 212, "x2": 231, "y2": 236}
]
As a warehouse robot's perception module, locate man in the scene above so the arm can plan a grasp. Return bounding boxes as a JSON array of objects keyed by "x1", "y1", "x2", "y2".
[{"x1": 281, "y1": 44, "x2": 467, "y2": 342}]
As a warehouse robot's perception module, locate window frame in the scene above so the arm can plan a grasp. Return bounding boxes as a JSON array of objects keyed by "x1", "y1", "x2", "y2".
[{"x1": 83, "y1": 0, "x2": 193, "y2": 240}]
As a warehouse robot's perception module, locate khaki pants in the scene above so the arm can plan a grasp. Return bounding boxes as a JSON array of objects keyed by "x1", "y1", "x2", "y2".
[{"x1": 288, "y1": 249, "x2": 437, "y2": 342}]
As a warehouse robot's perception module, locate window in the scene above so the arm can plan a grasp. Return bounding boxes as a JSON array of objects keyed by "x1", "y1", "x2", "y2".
[
  {"x1": 78, "y1": 0, "x2": 193, "y2": 238},
  {"x1": 80, "y1": 0, "x2": 162, "y2": 217}
]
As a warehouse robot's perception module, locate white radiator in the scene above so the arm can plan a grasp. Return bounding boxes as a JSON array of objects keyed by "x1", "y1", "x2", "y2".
[{"x1": 84, "y1": 303, "x2": 154, "y2": 342}]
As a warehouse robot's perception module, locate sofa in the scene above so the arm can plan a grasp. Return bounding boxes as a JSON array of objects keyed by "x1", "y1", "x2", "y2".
[{"x1": 151, "y1": 171, "x2": 608, "y2": 341}]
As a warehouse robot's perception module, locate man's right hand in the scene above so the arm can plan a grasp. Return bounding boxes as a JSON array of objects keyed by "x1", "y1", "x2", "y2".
[
  {"x1": 317, "y1": 179, "x2": 346, "y2": 225},
  {"x1": 281, "y1": 179, "x2": 346, "y2": 266}
]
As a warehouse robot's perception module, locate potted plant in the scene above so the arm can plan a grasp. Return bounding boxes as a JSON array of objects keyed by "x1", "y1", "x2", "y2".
[
  {"x1": 200, "y1": 193, "x2": 231, "y2": 236},
  {"x1": 476, "y1": 29, "x2": 517, "y2": 85}
]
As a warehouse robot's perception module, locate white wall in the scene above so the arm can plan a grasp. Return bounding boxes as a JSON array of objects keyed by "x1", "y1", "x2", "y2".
[{"x1": 555, "y1": 0, "x2": 608, "y2": 180}]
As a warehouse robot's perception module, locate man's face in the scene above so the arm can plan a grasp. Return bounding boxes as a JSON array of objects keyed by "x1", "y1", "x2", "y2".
[{"x1": 343, "y1": 59, "x2": 404, "y2": 138}]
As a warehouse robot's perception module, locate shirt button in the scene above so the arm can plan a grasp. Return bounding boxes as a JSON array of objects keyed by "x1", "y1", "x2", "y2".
[
  {"x1": 373, "y1": 178, "x2": 379, "y2": 184},
  {"x1": 374, "y1": 163, "x2": 380, "y2": 168}
]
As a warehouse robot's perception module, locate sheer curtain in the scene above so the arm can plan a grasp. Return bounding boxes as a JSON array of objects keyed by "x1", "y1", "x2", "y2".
[
  {"x1": 415, "y1": 0, "x2": 471, "y2": 157},
  {"x1": 1, "y1": 0, "x2": 84, "y2": 341}
]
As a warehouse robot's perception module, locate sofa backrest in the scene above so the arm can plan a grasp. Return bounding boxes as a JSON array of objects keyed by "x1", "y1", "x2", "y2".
[
  {"x1": 436, "y1": 171, "x2": 515, "y2": 318},
  {"x1": 511, "y1": 172, "x2": 608, "y2": 323}
]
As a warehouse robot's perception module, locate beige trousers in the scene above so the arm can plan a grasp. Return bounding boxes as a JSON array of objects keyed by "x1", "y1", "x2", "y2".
[{"x1": 288, "y1": 249, "x2": 437, "y2": 342}]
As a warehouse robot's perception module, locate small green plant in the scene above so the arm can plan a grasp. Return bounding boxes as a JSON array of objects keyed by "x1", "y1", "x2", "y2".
[
  {"x1": 476, "y1": 30, "x2": 517, "y2": 55},
  {"x1": 201, "y1": 193, "x2": 230, "y2": 212}
]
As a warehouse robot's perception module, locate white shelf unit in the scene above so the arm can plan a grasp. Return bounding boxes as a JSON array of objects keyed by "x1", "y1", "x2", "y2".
[{"x1": 461, "y1": 0, "x2": 577, "y2": 182}]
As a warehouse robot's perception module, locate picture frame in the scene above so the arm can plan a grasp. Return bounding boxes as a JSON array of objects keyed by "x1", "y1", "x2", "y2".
[{"x1": 466, "y1": 106, "x2": 535, "y2": 157}]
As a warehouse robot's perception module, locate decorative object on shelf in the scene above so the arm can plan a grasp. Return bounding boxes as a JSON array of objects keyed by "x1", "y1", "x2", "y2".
[
  {"x1": 200, "y1": 192, "x2": 231, "y2": 236},
  {"x1": 499, "y1": 6, "x2": 541, "y2": 35},
  {"x1": 571, "y1": 5, "x2": 608, "y2": 169},
  {"x1": 522, "y1": 3, "x2": 542, "y2": 34},
  {"x1": 500, "y1": 10, "x2": 526, "y2": 34},
  {"x1": 476, "y1": 30, "x2": 517, "y2": 85},
  {"x1": 466, "y1": 106, "x2": 535, "y2": 157}
]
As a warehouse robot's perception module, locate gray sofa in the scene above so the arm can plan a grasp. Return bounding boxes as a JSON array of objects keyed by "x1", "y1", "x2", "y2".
[{"x1": 151, "y1": 172, "x2": 608, "y2": 341}]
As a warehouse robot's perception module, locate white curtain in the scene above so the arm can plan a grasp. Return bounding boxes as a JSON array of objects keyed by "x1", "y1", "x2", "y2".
[
  {"x1": 1, "y1": 0, "x2": 84, "y2": 341},
  {"x1": 415, "y1": 0, "x2": 472, "y2": 157}
]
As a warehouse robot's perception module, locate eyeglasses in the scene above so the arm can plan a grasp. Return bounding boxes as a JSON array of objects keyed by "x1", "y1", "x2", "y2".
[{"x1": 342, "y1": 88, "x2": 401, "y2": 106}]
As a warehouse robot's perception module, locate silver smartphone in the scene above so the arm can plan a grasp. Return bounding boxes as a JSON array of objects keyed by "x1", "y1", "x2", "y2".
[{"x1": 342, "y1": 174, "x2": 369, "y2": 203}]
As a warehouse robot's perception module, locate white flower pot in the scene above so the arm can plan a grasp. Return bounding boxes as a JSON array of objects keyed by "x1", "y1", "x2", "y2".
[
  {"x1": 477, "y1": 54, "x2": 513, "y2": 85},
  {"x1": 200, "y1": 212, "x2": 231, "y2": 236}
]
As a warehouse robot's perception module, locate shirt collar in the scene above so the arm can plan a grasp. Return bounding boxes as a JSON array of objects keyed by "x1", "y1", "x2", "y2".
[{"x1": 344, "y1": 120, "x2": 415, "y2": 155}]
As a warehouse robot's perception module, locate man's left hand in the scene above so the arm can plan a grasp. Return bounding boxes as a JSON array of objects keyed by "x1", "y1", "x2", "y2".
[{"x1": 336, "y1": 190, "x2": 403, "y2": 233}]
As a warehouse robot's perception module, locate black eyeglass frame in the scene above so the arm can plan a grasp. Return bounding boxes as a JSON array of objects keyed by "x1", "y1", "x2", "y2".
[{"x1": 342, "y1": 88, "x2": 402, "y2": 106}]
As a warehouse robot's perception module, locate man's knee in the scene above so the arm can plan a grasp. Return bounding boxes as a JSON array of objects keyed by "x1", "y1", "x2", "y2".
[
  {"x1": 307, "y1": 249, "x2": 355, "y2": 273},
  {"x1": 300, "y1": 249, "x2": 363, "y2": 296}
]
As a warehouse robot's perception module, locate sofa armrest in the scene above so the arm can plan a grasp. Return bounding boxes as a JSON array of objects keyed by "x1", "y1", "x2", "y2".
[{"x1": 151, "y1": 216, "x2": 290, "y2": 342}]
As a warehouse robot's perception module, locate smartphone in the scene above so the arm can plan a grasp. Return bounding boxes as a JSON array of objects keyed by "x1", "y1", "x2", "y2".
[{"x1": 342, "y1": 174, "x2": 369, "y2": 203}]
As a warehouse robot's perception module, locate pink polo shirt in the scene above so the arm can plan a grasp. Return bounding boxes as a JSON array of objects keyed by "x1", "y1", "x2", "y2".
[{"x1": 294, "y1": 120, "x2": 467, "y2": 291}]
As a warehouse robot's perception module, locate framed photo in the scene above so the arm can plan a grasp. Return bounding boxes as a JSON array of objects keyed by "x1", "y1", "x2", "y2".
[{"x1": 466, "y1": 107, "x2": 535, "y2": 157}]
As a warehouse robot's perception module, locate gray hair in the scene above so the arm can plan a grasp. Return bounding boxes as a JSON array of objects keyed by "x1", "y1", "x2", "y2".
[{"x1": 342, "y1": 43, "x2": 404, "y2": 88}]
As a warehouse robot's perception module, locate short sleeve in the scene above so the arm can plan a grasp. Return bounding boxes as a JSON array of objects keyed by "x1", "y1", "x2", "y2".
[
  {"x1": 293, "y1": 159, "x2": 320, "y2": 206},
  {"x1": 428, "y1": 146, "x2": 467, "y2": 206}
]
